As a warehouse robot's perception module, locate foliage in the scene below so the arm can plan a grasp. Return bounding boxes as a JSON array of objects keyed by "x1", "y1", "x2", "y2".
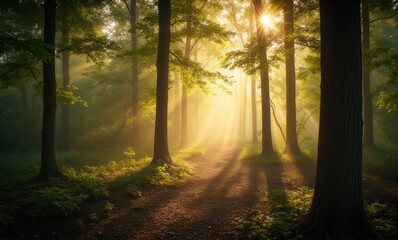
[
  {"x1": 366, "y1": 202, "x2": 398, "y2": 238},
  {"x1": 28, "y1": 186, "x2": 89, "y2": 219},
  {"x1": 103, "y1": 201, "x2": 114, "y2": 216},
  {"x1": 233, "y1": 187, "x2": 313, "y2": 240}
]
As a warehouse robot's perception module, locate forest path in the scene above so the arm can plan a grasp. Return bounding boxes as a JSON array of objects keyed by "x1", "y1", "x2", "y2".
[
  {"x1": 79, "y1": 145, "x2": 396, "y2": 240},
  {"x1": 80, "y1": 145, "x2": 273, "y2": 240}
]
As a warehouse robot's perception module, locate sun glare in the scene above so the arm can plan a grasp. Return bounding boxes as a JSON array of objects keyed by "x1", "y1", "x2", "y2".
[{"x1": 261, "y1": 14, "x2": 274, "y2": 29}]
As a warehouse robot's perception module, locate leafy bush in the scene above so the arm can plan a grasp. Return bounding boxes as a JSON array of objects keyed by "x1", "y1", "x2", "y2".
[
  {"x1": 125, "y1": 184, "x2": 142, "y2": 198},
  {"x1": 29, "y1": 187, "x2": 88, "y2": 219},
  {"x1": 366, "y1": 202, "x2": 398, "y2": 238}
]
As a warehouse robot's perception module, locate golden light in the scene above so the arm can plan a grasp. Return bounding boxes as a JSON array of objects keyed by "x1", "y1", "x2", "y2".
[{"x1": 261, "y1": 14, "x2": 274, "y2": 29}]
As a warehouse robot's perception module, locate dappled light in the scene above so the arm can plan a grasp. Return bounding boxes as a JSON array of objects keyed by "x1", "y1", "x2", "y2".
[{"x1": 0, "y1": 0, "x2": 397, "y2": 239}]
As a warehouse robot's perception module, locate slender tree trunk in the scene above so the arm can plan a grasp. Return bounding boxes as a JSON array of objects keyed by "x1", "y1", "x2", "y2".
[
  {"x1": 152, "y1": 0, "x2": 172, "y2": 165},
  {"x1": 252, "y1": 0, "x2": 274, "y2": 154},
  {"x1": 131, "y1": 0, "x2": 140, "y2": 146},
  {"x1": 242, "y1": 75, "x2": 247, "y2": 139},
  {"x1": 174, "y1": 72, "x2": 181, "y2": 145},
  {"x1": 36, "y1": 0, "x2": 66, "y2": 181},
  {"x1": 283, "y1": 0, "x2": 300, "y2": 154},
  {"x1": 60, "y1": 26, "x2": 70, "y2": 150},
  {"x1": 251, "y1": 75, "x2": 258, "y2": 143},
  {"x1": 297, "y1": 1, "x2": 377, "y2": 238},
  {"x1": 181, "y1": 0, "x2": 193, "y2": 147},
  {"x1": 362, "y1": 0, "x2": 375, "y2": 147},
  {"x1": 249, "y1": 6, "x2": 258, "y2": 144}
]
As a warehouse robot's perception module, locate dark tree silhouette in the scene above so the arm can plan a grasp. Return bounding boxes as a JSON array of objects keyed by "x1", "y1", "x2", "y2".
[
  {"x1": 152, "y1": 0, "x2": 172, "y2": 165},
  {"x1": 36, "y1": 0, "x2": 66, "y2": 181},
  {"x1": 362, "y1": 0, "x2": 375, "y2": 148},
  {"x1": 297, "y1": 0, "x2": 378, "y2": 239},
  {"x1": 252, "y1": 0, "x2": 274, "y2": 154},
  {"x1": 283, "y1": 0, "x2": 300, "y2": 154}
]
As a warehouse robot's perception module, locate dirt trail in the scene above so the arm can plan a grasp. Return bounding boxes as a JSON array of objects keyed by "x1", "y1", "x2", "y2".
[
  {"x1": 80, "y1": 145, "x2": 266, "y2": 239},
  {"x1": 79, "y1": 145, "x2": 396, "y2": 240}
]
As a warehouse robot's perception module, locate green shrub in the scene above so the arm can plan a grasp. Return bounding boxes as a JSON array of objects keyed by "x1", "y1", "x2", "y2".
[
  {"x1": 103, "y1": 201, "x2": 114, "y2": 216},
  {"x1": 125, "y1": 184, "x2": 142, "y2": 198},
  {"x1": 366, "y1": 202, "x2": 398, "y2": 238},
  {"x1": 29, "y1": 187, "x2": 88, "y2": 219}
]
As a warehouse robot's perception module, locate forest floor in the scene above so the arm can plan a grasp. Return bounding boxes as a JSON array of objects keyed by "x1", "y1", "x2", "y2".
[{"x1": 78, "y1": 145, "x2": 398, "y2": 240}]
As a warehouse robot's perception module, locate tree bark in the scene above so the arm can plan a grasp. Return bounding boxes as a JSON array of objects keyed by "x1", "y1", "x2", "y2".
[
  {"x1": 283, "y1": 0, "x2": 300, "y2": 154},
  {"x1": 242, "y1": 75, "x2": 247, "y2": 139},
  {"x1": 36, "y1": 0, "x2": 66, "y2": 181},
  {"x1": 252, "y1": 0, "x2": 274, "y2": 154},
  {"x1": 181, "y1": 0, "x2": 193, "y2": 147},
  {"x1": 131, "y1": 0, "x2": 140, "y2": 146},
  {"x1": 60, "y1": 26, "x2": 70, "y2": 151},
  {"x1": 297, "y1": 1, "x2": 377, "y2": 238},
  {"x1": 251, "y1": 75, "x2": 258, "y2": 143},
  {"x1": 362, "y1": 0, "x2": 375, "y2": 147},
  {"x1": 152, "y1": 0, "x2": 172, "y2": 165}
]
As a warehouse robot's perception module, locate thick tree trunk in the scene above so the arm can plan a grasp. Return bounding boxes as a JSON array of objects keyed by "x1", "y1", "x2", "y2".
[
  {"x1": 252, "y1": 0, "x2": 274, "y2": 154},
  {"x1": 362, "y1": 0, "x2": 375, "y2": 148},
  {"x1": 36, "y1": 0, "x2": 66, "y2": 181},
  {"x1": 131, "y1": 0, "x2": 140, "y2": 146},
  {"x1": 60, "y1": 27, "x2": 70, "y2": 151},
  {"x1": 152, "y1": 0, "x2": 172, "y2": 165},
  {"x1": 297, "y1": 1, "x2": 377, "y2": 239},
  {"x1": 283, "y1": 0, "x2": 300, "y2": 154},
  {"x1": 181, "y1": 0, "x2": 193, "y2": 147}
]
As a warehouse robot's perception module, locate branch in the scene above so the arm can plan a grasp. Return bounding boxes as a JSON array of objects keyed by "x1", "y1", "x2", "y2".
[
  {"x1": 169, "y1": 51, "x2": 183, "y2": 63},
  {"x1": 122, "y1": 0, "x2": 131, "y2": 15},
  {"x1": 369, "y1": 12, "x2": 398, "y2": 24},
  {"x1": 270, "y1": 99, "x2": 286, "y2": 144}
]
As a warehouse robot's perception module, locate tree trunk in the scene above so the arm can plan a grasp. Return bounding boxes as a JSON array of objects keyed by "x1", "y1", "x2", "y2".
[
  {"x1": 252, "y1": 0, "x2": 274, "y2": 154},
  {"x1": 131, "y1": 0, "x2": 140, "y2": 146},
  {"x1": 60, "y1": 26, "x2": 70, "y2": 151},
  {"x1": 297, "y1": 1, "x2": 377, "y2": 238},
  {"x1": 152, "y1": 0, "x2": 172, "y2": 165},
  {"x1": 36, "y1": 0, "x2": 66, "y2": 181},
  {"x1": 249, "y1": 6, "x2": 258, "y2": 144},
  {"x1": 242, "y1": 75, "x2": 247, "y2": 139},
  {"x1": 362, "y1": 0, "x2": 375, "y2": 148},
  {"x1": 251, "y1": 75, "x2": 258, "y2": 143},
  {"x1": 181, "y1": 0, "x2": 193, "y2": 147},
  {"x1": 283, "y1": 0, "x2": 300, "y2": 154}
]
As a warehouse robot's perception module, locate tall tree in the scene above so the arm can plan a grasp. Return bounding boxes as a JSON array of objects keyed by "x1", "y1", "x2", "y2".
[
  {"x1": 283, "y1": 0, "x2": 300, "y2": 154},
  {"x1": 252, "y1": 0, "x2": 274, "y2": 154},
  {"x1": 122, "y1": 0, "x2": 140, "y2": 146},
  {"x1": 60, "y1": 13, "x2": 71, "y2": 150},
  {"x1": 297, "y1": 0, "x2": 377, "y2": 238},
  {"x1": 181, "y1": 0, "x2": 193, "y2": 147},
  {"x1": 152, "y1": 0, "x2": 172, "y2": 165},
  {"x1": 362, "y1": 0, "x2": 375, "y2": 147},
  {"x1": 36, "y1": 0, "x2": 66, "y2": 181}
]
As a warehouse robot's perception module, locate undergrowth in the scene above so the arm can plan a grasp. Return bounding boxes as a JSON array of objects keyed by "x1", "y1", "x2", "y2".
[
  {"x1": 234, "y1": 186, "x2": 397, "y2": 240},
  {"x1": 0, "y1": 146, "x2": 194, "y2": 234}
]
